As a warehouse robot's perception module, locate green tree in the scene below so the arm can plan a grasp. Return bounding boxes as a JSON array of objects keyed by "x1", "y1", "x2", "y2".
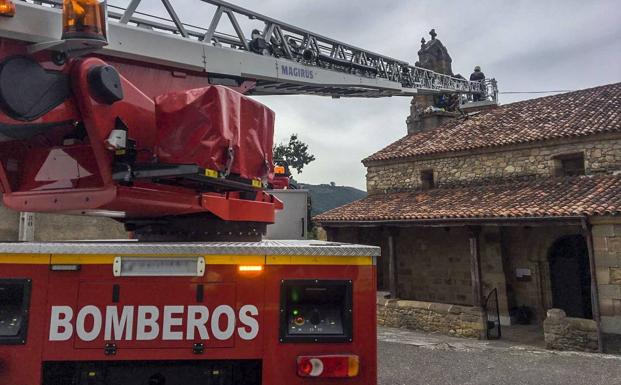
[{"x1": 273, "y1": 134, "x2": 316, "y2": 173}]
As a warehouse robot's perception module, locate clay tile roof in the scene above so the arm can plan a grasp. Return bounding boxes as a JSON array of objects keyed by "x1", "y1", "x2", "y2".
[
  {"x1": 364, "y1": 82, "x2": 621, "y2": 163},
  {"x1": 314, "y1": 175, "x2": 621, "y2": 223}
]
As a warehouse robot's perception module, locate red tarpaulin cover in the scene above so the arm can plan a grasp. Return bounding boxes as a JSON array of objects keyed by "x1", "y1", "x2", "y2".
[{"x1": 155, "y1": 85, "x2": 274, "y2": 180}]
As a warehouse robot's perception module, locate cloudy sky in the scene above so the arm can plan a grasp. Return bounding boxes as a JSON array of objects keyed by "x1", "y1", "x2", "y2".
[{"x1": 119, "y1": 0, "x2": 621, "y2": 190}]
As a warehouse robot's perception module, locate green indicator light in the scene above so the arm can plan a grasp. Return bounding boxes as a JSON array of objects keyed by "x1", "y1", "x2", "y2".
[{"x1": 292, "y1": 309, "x2": 299, "y2": 316}]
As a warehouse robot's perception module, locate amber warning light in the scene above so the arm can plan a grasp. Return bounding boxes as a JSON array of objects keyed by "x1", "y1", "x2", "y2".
[
  {"x1": 0, "y1": 0, "x2": 15, "y2": 17},
  {"x1": 238, "y1": 265, "x2": 263, "y2": 272},
  {"x1": 62, "y1": 0, "x2": 108, "y2": 42}
]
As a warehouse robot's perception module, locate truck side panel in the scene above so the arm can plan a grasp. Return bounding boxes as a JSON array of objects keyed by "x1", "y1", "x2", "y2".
[{"x1": 0, "y1": 251, "x2": 377, "y2": 384}]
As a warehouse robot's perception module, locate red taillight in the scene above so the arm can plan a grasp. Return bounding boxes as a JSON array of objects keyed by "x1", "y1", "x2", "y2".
[
  {"x1": 296, "y1": 355, "x2": 359, "y2": 378},
  {"x1": 298, "y1": 359, "x2": 314, "y2": 376}
]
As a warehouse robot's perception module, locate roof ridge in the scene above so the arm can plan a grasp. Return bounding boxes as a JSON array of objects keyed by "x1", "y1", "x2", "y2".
[{"x1": 498, "y1": 81, "x2": 621, "y2": 108}]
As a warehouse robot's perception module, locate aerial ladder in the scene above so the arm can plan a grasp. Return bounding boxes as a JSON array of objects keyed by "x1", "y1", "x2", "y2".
[{"x1": 2, "y1": 0, "x2": 498, "y2": 99}]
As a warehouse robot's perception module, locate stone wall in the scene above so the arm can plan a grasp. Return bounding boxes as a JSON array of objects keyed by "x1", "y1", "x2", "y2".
[
  {"x1": 543, "y1": 308, "x2": 599, "y2": 352},
  {"x1": 331, "y1": 226, "x2": 493, "y2": 310},
  {"x1": 0, "y1": 205, "x2": 19, "y2": 240},
  {"x1": 33, "y1": 213, "x2": 127, "y2": 241},
  {"x1": 327, "y1": 226, "x2": 477, "y2": 305},
  {"x1": 591, "y1": 219, "x2": 621, "y2": 334},
  {"x1": 377, "y1": 297, "x2": 484, "y2": 338},
  {"x1": 394, "y1": 227, "x2": 473, "y2": 305},
  {"x1": 0, "y1": 203, "x2": 127, "y2": 241},
  {"x1": 366, "y1": 135, "x2": 621, "y2": 194},
  {"x1": 407, "y1": 110, "x2": 458, "y2": 134}
]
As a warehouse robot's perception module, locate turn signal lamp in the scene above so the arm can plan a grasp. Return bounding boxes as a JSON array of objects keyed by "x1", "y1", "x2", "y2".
[
  {"x1": 62, "y1": 0, "x2": 108, "y2": 42},
  {"x1": 0, "y1": 0, "x2": 15, "y2": 17},
  {"x1": 297, "y1": 355, "x2": 359, "y2": 378}
]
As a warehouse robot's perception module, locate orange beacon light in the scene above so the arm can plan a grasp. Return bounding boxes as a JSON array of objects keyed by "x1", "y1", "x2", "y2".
[
  {"x1": 0, "y1": 0, "x2": 16, "y2": 17},
  {"x1": 62, "y1": 0, "x2": 108, "y2": 42}
]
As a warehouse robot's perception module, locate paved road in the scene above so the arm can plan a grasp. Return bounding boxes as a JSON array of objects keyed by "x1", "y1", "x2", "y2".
[{"x1": 378, "y1": 327, "x2": 621, "y2": 385}]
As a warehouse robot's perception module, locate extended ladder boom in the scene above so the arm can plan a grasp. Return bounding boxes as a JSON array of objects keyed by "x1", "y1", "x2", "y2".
[{"x1": 1, "y1": 0, "x2": 497, "y2": 100}]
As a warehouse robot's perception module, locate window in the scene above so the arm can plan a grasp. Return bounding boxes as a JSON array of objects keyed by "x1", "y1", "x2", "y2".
[
  {"x1": 0, "y1": 279, "x2": 31, "y2": 344},
  {"x1": 420, "y1": 169, "x2": 435, "y2": 190},
  {"x1": 554, "y1": 153, "x2": 585, "y2": 176}
]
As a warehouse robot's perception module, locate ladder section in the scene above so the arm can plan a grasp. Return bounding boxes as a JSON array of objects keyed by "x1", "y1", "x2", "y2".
[{"x1": 5, "y1": 0, "x2": 498, "y2": 100}]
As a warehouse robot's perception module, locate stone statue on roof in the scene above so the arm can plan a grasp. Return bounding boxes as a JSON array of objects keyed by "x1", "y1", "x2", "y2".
[{"x1": 417, "y1": 29, "x2": 453, "y2": 76}]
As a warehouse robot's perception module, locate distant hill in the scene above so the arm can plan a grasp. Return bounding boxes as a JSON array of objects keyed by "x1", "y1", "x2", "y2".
[{"x1": 298, "y1": 183, "x2": 367, "y2": 217}]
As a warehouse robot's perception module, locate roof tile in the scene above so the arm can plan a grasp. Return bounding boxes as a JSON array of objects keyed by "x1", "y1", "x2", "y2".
[
  {"x1": 314, "y1": 175, "x2": 621, "y2": 223},
  {"x1": 364, "y1": 83, "x2": 621, "y2": 163}
]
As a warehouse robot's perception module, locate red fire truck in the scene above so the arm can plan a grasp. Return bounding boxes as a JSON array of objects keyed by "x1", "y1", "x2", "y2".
[{"x1": 0, "y1": 1, "x2": 491, "y2": 384}]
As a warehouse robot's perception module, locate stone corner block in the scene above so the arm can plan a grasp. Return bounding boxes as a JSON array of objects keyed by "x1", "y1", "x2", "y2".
[{"x1": 546, "y1": 308, "x2": 567, "y2": 321}]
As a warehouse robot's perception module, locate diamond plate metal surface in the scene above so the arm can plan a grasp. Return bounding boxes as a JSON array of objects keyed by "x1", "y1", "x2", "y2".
[{"x1": 0, "y1": 240, "x2": 380, "y2": 257}]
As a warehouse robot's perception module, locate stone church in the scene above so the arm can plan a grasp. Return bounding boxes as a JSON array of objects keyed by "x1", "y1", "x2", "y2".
[{"x1": 315, "y1": 33, "x2": 621, "y2": 353}]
